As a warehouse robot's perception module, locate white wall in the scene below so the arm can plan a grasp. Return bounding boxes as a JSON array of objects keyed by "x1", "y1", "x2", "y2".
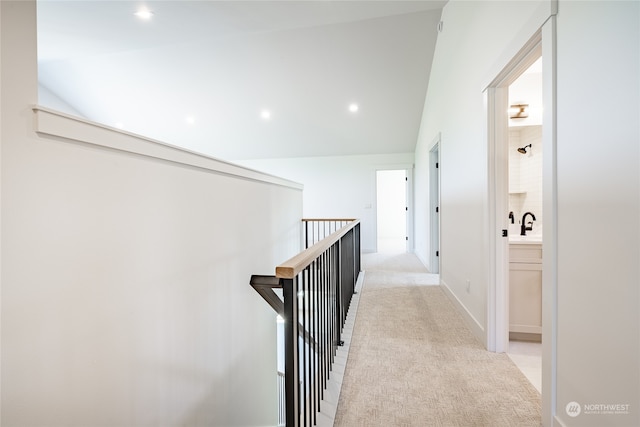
[
  {"x1": 414, "y1": 1, "x2": 639, "y2": 426},
  {"x1": 239, "y1": 153, "x2": 414, "y2": 253},
  {"x1": 1, "y1": 3, "x2": 302, "y2": 426},
  {"x1": 555, "y1": 1, "x2": 639, "y2": 426},
  {"x1": 414, "y1": 0, "x2": 548, "y2": 342},
  {"x1": 38, "y1": 83, "x2": 85, "y2": 117}
]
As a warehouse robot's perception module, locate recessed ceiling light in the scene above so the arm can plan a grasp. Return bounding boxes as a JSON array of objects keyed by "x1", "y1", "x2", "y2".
[
  {"x1": 349, "y1": 103, "x2": 359, "y2": 113},
  {"x1": 185, "y1": 116, "x2": 195, "y2": 125},
  {"x1": 134, "y1": 8, "x2": 154, "y2": 20},
  {"x1": 261, "y1": 110, "x2": 271, "y2": 120}
]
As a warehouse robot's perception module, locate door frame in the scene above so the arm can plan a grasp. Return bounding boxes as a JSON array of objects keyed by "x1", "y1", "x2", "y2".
[
  {"x1": 429, "y1": 135, "x2": 441, "y2": 274},
  {"x1": 484, "y1": 16, "x2": 558, "y2": 426},
  {"x1": 487, "y1": 36, "x2": 542, "y2": 353},
  {"x1": 374, "y1": 165, "x2": 413, "y2": 253}
]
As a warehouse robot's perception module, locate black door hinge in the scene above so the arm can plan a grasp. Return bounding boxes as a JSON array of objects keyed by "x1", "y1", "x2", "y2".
[
  {"x1": 436, "y1": 207, "x2": 439, "y2": 213},
  {"x1": 436, "y1": 162, "x2": 439, "y2": 168},
  {"x1": 502, "y1": 229, "x2": 508, "y2": 237},
  {"x1": 436, "y1": 251, "x2": 439, "y2": 256}
]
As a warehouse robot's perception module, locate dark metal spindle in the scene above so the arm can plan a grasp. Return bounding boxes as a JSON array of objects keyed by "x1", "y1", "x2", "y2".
[
  {"x1": 312, "y1": 259, "x2": 318, "y2": 425},
  {"x1": 266, "y1": 219, "x2": 361, "y2": 426},
  {"x1": 303, "y1": 269, "x2": 308, "y2": 426}
]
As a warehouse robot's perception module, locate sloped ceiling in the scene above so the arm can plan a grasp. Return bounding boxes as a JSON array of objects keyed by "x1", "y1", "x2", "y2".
[{"x1": 37, "y1": 1, "x2": 445, "y2": 160}]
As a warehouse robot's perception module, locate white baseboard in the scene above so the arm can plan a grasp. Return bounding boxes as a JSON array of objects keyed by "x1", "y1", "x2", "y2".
[
  {"x1": 440, "y1": 280, "x2": 485, "y2": 345},
  {"x1": 415, "y1": 251, "x2": 430, "y2": 271}
]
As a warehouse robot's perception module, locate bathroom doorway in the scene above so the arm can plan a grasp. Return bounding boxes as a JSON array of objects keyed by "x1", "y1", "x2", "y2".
[
  {"x1": 486, "y1": 19, "x2": 557, "y2": 425},
  {"x1": 506, "y1": 56, "x2": 543, "y2": 393},
  {"x1": 486, "y1": 31, "x2": 544, "y2": 353}
]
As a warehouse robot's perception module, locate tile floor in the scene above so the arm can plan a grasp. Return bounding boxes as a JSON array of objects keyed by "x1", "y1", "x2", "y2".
[{"x1": 507, "y1": 340, "x2": 542, "y2": 393}]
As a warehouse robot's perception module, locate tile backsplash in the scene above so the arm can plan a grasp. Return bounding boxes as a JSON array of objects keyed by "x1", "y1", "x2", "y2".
[{"x1": 509, "y1": 126, "x2": 542, "y2": 236}]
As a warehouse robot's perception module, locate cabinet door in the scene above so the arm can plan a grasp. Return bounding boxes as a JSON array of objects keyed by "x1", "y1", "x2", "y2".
[{"x1": 509, "y1": 263, "x2": 542, "y2": 334}]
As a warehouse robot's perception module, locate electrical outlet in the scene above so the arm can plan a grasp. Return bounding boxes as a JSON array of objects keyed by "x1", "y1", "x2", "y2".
[{"x1": 466, "y1": 280, "x2": 471, "y2": 293}]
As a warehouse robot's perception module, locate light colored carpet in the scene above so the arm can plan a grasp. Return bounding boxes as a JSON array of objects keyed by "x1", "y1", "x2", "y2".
[{"x1": 333, "y1": 252, "x2": 542, "y2": 427}]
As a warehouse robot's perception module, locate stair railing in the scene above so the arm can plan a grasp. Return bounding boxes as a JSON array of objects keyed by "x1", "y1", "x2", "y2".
[{"x1": 251, "y1": 219, "x2": 361, "y2": 427}]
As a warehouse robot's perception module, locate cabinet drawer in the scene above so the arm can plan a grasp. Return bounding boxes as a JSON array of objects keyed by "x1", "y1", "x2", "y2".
[{"x1": 509, "y1": 244, "x2": 542, "y2": 263}]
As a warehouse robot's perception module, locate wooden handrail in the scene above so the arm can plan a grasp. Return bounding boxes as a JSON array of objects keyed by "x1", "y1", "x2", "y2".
[{"x1": 276, "y1": 219, "x2": 360, "y2": 279}]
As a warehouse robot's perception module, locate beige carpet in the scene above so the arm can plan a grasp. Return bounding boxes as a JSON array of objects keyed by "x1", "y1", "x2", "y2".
[{"x1": 333, "y1": 252, "x2": 542, "y2": 427}]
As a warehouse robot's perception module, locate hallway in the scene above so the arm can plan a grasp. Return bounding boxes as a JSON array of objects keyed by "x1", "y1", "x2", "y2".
[{"x1": 333, "y1": 252, "x2": 541, "y2": 426}]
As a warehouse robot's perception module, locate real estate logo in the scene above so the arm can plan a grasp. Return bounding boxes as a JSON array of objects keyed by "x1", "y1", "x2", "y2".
[
  {"x1": 566, "y1": 401, "x2": 581, "y2": 417},
  {"x1": 565, "y1": 401, "x2": 631, "y2": 418}
]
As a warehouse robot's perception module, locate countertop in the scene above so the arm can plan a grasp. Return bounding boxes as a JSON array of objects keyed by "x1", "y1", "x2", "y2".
[{"x1": 509, "y1": 235, "x2": 542, "y2": 245}]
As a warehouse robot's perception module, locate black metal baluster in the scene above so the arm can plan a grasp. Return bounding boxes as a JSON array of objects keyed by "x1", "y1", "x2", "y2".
[
  {"x1": 313, "y1": 261, "x2": 318, "y2": 424},
  {"x1": 307, "y1": 267, "x2": 313, "y2": 426},
  {"x1": 303, "y1": 269, "x2": 308, "y2": 427},
  {"x1": 283, "y1": 277, "x2": 299, "y2": 427},
  {"x1": 324, "y1": 249, "x2": 330, "y2": 380}
]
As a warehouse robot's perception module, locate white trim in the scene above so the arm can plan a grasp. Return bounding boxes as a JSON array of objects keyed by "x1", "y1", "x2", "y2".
[
  {"x1": 440, "y1": 281, "x2": 485, "y2": 344},
  {"x1": 32, "y1": 106, "x2": 304, "y2": 191},
  {"x1": 373, "y1": 163, "x2": 414, "y2": 254},
  {"x1": 485, "y1": 15, "x2": 558, "y2": 427},
  {"x1": 406, "y1": 166, "x2": 415, "y2": 254},
  {"x1": 541, "y1": 16, "x2": 558, "y2": 427},
  {"x1": 481, "y1": 0, "x2": 556, "y2": 91},
  {"x1": 429, "y1": 136, "x2": 440, "y2": 274},
  {"x1": 485, "y1": 84, "x2": 511, "y2": 354}
]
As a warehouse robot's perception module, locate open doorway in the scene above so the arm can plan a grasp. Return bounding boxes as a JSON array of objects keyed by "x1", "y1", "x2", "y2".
[
  {"x1": 506, "y1": 56, "x2": 543, "y2": 393},
  {"x1": 487, "y1": 43, "x2": 543, "y2": 391},
  {"x1": 376, "y1": 170, "x2": 408, "y2": 253},
  {"x1": 486, "y1": 19, "x2": 557, "y2": 426}
]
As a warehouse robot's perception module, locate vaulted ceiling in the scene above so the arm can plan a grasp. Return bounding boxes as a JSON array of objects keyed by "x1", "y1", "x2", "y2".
[{"x1": 37, "y1": 1, "x2": 445, "y2": 160}]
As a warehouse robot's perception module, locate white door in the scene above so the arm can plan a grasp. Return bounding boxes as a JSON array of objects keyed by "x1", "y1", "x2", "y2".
[{"x1": 430, "y1": 142, "x2": 440, "y2": 273}]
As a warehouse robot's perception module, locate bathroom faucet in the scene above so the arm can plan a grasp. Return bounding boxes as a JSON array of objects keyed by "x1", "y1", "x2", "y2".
[{"x1": 520, "y1": 212, "x2": 536, "y2": 236}]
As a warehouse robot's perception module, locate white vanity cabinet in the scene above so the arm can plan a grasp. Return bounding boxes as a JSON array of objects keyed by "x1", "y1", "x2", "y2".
[{"x1": 509, "y1": 243, "x2": 542, "y2": 340}]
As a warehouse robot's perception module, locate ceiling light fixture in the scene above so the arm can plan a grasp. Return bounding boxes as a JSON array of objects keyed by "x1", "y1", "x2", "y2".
[
  {"x1": 509, "y1": 103, "x2": 529, "y2": 119},
  {"x1": 134, "y1": 8, "x2": 154, "y2": 20},
  {"x1": 185, "y1": 116, "x2": 195, "y2": 125},
  {"x1": 261, "y1": 110, "x2": 271, "y2": 120},
  {"x1": 349, "y1": 103, "x2": 359, "y2": 113}
]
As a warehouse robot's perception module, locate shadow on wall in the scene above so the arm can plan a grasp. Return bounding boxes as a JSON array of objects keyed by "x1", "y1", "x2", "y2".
[{"x1": 178, "y1": 348, "x2": 276, "y2": 426}]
